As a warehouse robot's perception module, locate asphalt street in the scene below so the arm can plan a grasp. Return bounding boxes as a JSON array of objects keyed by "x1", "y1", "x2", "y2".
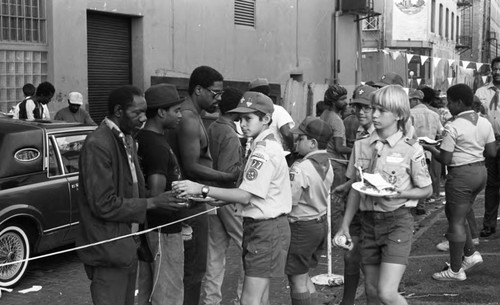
[{"x1": 2, "y1": 191, "x2": 499, "y2": 305}]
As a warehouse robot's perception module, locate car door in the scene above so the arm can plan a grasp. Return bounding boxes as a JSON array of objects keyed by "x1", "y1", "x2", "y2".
[{"x1": 51, "y1": 131, "x2": 92, "y2": 241}]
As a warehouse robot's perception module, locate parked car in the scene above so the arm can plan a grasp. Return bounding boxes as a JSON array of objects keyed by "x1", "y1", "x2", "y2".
[{"x1": 0, "y1": 119, "x2": 96, "y2": 287}]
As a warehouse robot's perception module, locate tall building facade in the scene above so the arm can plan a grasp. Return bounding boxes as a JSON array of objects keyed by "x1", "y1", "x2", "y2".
[
  {"x1": 0, "y1": 0, "x2": 359, "y2": 123},
  {"x1": 361, "y1": 0, "x2": 459, "y2": 89}
]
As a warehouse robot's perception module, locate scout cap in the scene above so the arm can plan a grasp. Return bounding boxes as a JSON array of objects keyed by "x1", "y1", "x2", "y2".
[
  {"x1": 352, "y1": 85, "x2": 377, "y2": 106},
  {"x1": 291, "y1": 116, "x2": 333, "y2": 145},
  {"x1": 228, "y1": 91, "x2": 274, "y2": 115},
  {"x1": 144, "y1": 84, "x2": 185, "y2": 109},
  {"x1": 408, "y1": 89, "x2": 424, "y2": 100},
  {"x1": 68, "y1": 92, "x2": 83, "y2": 105},
  {"x1": 374, "y1": 72, "x2": 404, "y2": 87}
]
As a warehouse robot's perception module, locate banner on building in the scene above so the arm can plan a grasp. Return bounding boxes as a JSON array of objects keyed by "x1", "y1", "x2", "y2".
[{"x1": 392, "y1": 0, "x2": 427, "y2": 41}]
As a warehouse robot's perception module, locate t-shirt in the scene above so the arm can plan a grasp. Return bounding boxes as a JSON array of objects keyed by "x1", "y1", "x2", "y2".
[
  {"x1": 440, "y1": 110, "x2": 495, "y2": 167},
  {"x1": 320, "y1": 110, "x2": 346, "y2": 154},
  {"x1": 269, "y1": 105, "x2": 295, "y2": 150},
  {"x1": 54, "y1": 107, "x2": 96, "y2": 125},
  {"x1": 137, "y1": 129, "x2": 182, "y2": 234}
]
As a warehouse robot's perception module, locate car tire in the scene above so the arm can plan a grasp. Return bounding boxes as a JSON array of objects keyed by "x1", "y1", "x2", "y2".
[{"x1": 0, "y1": 225, "x2": 30, "y2": 287}]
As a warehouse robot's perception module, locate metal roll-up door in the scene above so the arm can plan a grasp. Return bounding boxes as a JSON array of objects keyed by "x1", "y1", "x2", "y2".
[{"x1": 87, "y1": 12, "x2": 132, "y2": 123}]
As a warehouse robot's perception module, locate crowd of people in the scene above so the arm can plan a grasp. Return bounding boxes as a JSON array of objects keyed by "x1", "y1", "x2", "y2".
[{"x1": 32, "y1": 58, "x2": 498, "y2": 305}]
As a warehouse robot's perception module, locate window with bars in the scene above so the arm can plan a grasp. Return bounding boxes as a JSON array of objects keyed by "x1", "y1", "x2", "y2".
[
  {"x1": 235, "y1": 0, "x2": 255, "y2": 27},
  {"x1": 362, "y1": 16, "x2": 379, "y2": 31},
  {"x1": 0, "y1": 0, "x2": 46, "y2": 43}
]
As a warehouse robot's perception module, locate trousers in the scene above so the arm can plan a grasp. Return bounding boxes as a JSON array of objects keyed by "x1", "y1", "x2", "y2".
[
  {"x1": 201, "y1": 205, "x2": 244, "y2": 305},
  {"x1": 138, "y1": 232, "x2": 184, "y2": 305},
  {"x1": 84, "y1": 260, "x2": 137, "y2": 305}
]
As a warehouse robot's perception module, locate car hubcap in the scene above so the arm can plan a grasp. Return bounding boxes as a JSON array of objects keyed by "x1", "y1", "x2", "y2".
[{"x1": 0, "y1": 232, "x2": 25, "y2": 279}]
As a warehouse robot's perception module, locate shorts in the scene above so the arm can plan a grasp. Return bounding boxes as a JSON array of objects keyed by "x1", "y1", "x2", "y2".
[
  {"x1": 285, "y1": 217, "x2": 327, "y2": 275},
  {"x1": 359, "y1": 207, "x2": 413, "y2": 266},
  {"x1": 242, "y1": 215, "x2": 291, "y2": 278},
  {"x1": 349, "y1": 211, "x2": 362, "y2": 237}
]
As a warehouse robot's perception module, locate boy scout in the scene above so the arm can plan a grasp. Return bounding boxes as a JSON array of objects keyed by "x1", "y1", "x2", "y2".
[
  {"x1": 286, "y1": 117, "x2": 334, "y2": 305},
  {"x1": 173, "y1": 91, "x2": 292, "y2": 305}
]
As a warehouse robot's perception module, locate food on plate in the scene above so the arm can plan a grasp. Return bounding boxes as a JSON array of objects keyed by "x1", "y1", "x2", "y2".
[
  {"x1": 418, "y1": 136, "x2": 441, "y2": 145},
  {"x1": 360, "y1": 172, "x2": 396, "y2": 195}
]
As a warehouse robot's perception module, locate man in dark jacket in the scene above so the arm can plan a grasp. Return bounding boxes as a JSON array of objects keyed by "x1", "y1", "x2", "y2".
[{"x1": 77, "y1": 85, "x2": 187, "y2": 305}]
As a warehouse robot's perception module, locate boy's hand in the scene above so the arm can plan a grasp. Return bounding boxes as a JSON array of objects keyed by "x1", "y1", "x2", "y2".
[
  {"x1": 333, "y1": 228, "x2": 353, "y2": 250},
  {"x1": 333, "y1": 183, "x2": 350, "y2": 198}
]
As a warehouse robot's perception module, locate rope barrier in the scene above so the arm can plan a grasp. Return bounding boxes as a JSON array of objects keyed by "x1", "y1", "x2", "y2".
[{"x1": 0, "y1": 206, "x2": 219, "y2": 268}]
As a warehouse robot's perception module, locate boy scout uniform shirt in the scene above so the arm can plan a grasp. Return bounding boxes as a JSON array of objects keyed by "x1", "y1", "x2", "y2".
[
  {"x1": 350, "y1": 130, "x2": 432, "y2": 212},
  {"x1": 476, "y1": 84, "x2": 500, "y2": 138},
  {"x1": 236, "y1": 129, "x2": 292, "y2": 219},
  {"x1": 345, "y1": 125, "x2": 375, "y2": 180},
  {"x1": 440, "y1": 110, "x2": 495, "y2": 167},
  {"x1": 288, "y1": 150, "x2": 334, "y2": 221}
]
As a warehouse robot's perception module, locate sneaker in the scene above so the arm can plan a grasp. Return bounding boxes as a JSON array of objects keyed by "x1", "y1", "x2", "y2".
[
  {"x1": 462, "y1": 251, "x2": 483, "y2": 271},
  {"x1": 436, "y1": 240, "x2": 449, "y2": 252},
  {"x1": 472, "y1": 237, "x2": 480, "y2": 246},
  {"x1": 432, "y1": 265, "x2": 466, "y2": 281}
]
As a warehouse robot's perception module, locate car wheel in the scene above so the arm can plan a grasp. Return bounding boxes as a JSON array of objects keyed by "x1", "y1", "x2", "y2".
[{"x1": 0, "y1": 225, "x2": 30, "y2": 287}]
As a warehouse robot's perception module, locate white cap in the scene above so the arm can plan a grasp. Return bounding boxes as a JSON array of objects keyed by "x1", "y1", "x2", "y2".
[{"x1": 68, "y1": 92, "x2": 83, "y2": 105}]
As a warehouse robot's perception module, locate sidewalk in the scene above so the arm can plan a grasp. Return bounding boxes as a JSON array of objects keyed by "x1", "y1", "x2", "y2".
[
  {"x1": 221, "y1": 191, "x2": 500, "y2": 304},
  {"x1": 220, "y1": 197, "x2": 450, "y2": 305}
]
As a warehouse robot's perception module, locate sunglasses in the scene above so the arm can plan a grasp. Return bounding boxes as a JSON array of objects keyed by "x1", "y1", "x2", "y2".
[{"x1": 204, "y1": 87, "x2": 223, "y2": 99}]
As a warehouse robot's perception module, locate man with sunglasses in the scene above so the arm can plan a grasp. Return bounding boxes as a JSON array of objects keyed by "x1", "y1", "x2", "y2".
[{"x1": 166, "y1": 66, "x2": 237, "y2": 305}]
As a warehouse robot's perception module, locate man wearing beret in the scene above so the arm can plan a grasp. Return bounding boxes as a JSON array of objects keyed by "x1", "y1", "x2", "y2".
[{"x1": 137, "y1": 84, "x2": 187, "y2": 305}]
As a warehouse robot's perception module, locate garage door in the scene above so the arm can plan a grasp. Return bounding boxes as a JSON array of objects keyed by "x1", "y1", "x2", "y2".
[{"x1": 87, "y1": 11, "x2": 132, "y2": 123}]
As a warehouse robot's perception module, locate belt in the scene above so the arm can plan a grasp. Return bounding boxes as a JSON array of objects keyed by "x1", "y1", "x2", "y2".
[
  {"x1": 449, "y1": 161, "x2": 485, "y2": 169},
  {"x1": 288, "y1": 214, "x2": 327, "y2": 224},
  {"x1": 243, "y1": 214, "x2": 287, "y2": 223},
  {"x1": 360, "y1": 207, "x2": 409, "y2": 220}
]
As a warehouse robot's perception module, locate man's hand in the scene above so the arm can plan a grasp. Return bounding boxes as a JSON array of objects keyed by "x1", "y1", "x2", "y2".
[{"x1": 148, "y1": 190, "x2": 190, "y2": 211}]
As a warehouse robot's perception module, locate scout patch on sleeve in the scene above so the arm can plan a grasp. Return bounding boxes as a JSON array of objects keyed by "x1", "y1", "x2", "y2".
[
  {"x1": 414, "y1": 153, "x2": 430, "y2": 177},
  {"x1": 250, "y1": 159, "x2": 263, "y2": 170},
  {"x1": 441, "y1": 128, "x2": 449, "y2": 138},
  {"x1": 246, "y1": 168, "x2": 258, "y2": 181}
]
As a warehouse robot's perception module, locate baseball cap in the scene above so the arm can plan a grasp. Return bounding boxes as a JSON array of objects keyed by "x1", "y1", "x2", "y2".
[
  {"x1": 374, "y1": 72, "x2": 404, "y2": 88},
  {"x1": 408, "y1": 89, "x2": 424, "y2": 100},
  {"x1": 68, "y1": 92, "x2": 83, "y2": 105},
  {"x1": 352, "y1": 85, "x2": 377, "y2": 106},
  {"x1": 248, "y1": 78, "x2": 269, "y2": 90},
  {"x1": 290, "y1": 116, "x2": 333, "y2": 145},
  {"x1": 144, "y1": 84, "x2": 185, "y2": 109},
  {"x1": 228, "y1": 91, "x2": 274, "y2": 115}
]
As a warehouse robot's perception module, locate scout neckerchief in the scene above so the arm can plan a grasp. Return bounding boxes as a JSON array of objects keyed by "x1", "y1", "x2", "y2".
[
  {"x1": 103, "y1": 118, "x2": 140, "y2": 234},
  {"x1": 306, "y1": 151, "x2": 331, "y2": 181},
  {"x1": 456, "y1": 110, "x2": 479, "y2": 126}
]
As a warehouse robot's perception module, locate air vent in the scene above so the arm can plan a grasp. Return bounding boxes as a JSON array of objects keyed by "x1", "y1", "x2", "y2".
[{"x1": 235, "y1": 0, "x2": 255, "y2": 27}]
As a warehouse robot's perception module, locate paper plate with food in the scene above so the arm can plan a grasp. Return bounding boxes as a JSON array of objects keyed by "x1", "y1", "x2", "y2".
[
  {"x1": 177, "y1": 194, "x2": 217, "y2": 202},
  {"x1": 352, "y1": 172, "x2": 397, "y2": 197},
  {"x1": 418, "y1": 136, "x2": 441, "y2": 145}
]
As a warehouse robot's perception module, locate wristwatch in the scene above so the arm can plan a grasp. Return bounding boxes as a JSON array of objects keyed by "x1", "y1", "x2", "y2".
[{"x1": 201, "y1": 185, "x2": 210, "y2": 198}]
